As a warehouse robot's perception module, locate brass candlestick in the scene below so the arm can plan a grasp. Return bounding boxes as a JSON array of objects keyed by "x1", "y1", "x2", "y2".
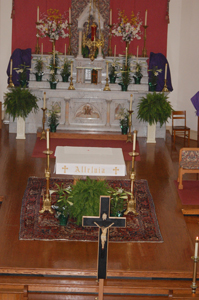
[
  {"x1": 40, "y1": 145, "x2": 53, "y2": 214},
  {"x1": 40, "y1": 108, "x2": 47, "y2": 140},
  {"x1": 142, "y1": 25, "x2": 148, "y2": 57},
  {"x1": 7, "y1": 74, "x2": 14, "y2": 88},
  {"x1": 68, "y1": 76, "x2": 75, "y2": 90},
  {"x1": 126, "y1": 110, "x2": 133, "y2": 143},
  {"x1": 103, "y1": 77, "x2": 111, "y2": 91},
  {"x1": 191, "y1": 255, "x2": 199, "y2": 294},
  {"x1": 35, "y1": 24, "x2": 40, "y2": 54},
  {"x1": 108, "y1": 25, "x2": 113, "y2": 56},
  {"x1": 67, "y1": 23, "x2": 72, "y2": 55},
  {"x1": 162, "y1": 79, "x2": 169, "y2": 92}
]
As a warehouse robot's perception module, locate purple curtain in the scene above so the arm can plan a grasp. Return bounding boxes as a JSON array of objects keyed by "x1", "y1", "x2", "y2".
[{"x1": 191, "y1": 91, "x2": 199, "y2": 116}]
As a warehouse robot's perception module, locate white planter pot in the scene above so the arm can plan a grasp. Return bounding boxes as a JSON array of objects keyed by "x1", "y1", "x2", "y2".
[
  {"x1": 16, "y1": 117, "x2": 26, "y2": 139},
  {"x1": 147, "y1": 123, "x2": 156, "y2": 143}
]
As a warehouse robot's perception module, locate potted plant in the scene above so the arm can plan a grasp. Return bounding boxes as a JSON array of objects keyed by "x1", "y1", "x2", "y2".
[
  {"x1": 148, "y1": 66, "x2": 162, "y2": 91},
  {"x1": 137, "y1": 92, "x2": 173, "y2": 143},
  {"x1": 14, "y1": 63, "x2": 31, "y2": 87},
  {"x1": 34, "y1": 57, "x2": 45, "y2": 81},
  {"x1": 47, "y1": 105, "x2": 60, "y2": 132},
  {"x1": 51, "y1": 183, "x2": 73, "y2": 226},
  {"x1": 133, "y1": 61, "x2": 143, "y2": 84},
  {"x1": 108, "y1": 187, "x2": 132, "y2": 216},
  {"x1": 4, "y1": 86, "x2": 39, "y2": 139},
  {"x1": 60, "y1": 58, "x2": 71, "y2": 82},
  {"x1": 109, "y1": 61, "x2": 118, "y2": 84},
  {"x1": 118, "y1": 56, "x2": 132, "y2": 91},
  {"x1": 117, "y1": 107, "x2": 129, "y2": 135}
]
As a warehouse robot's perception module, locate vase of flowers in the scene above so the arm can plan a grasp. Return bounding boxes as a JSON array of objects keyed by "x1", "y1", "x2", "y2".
[
  {"x1": 132, "y1": 61, "x2": 143, "y2": 84},
  {"x1": 36, "y1": 9, "x2": 69, "y2": 43},
  {"x1": 108, "y1": 187, "x2": 132, "y2": 216},
  {"x1": 60, "y1": 58, "x2": 71, "y2": 82},
  {"x1": 34, "y1": 57, "x2": 45, "y2": 81},
  {"x1": 148, "y1": 66, "x2": 162, "y2": 91},
  {"x1": 47, "y1": 104, "x2": 60, "y2": 132},
  {"x1": 14, "y1": 63, "x2": 31, "y2": 87},
  {"x1": 117, "y1": 107, "x2": 129, "y2": 134},
  {"x1": 118, "y1": 56, "x2": 132, "y2": 91},
  {"x1": 109, "y1": 60, "x2": 119, "y2": 84},
  {"x1": 112, "y1": 10, "x2": 142, "y2": 45}
]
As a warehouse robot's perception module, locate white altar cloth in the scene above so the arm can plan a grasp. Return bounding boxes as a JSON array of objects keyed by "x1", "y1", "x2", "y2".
[{"x1": 55, "y1": 146, "x2": 126, "y2": 176}]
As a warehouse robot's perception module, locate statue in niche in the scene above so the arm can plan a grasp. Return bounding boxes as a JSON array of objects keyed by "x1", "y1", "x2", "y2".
[
  {"x1": 82, "y1": 16, "x2": 99, "y2": 59},
  {"x1": 76, "y1": 104, "x2": 100, "y2": 119}
]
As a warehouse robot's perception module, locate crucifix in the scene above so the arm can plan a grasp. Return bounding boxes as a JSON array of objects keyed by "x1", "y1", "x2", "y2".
[{"x1": 82, "y1": 196, "x2": 126, "y2": 299}]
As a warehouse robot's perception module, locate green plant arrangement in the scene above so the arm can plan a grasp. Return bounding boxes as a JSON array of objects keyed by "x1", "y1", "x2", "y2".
[
  {"x1": 14, "y1": 63, "x2": 31, "y2": 87},
  {"x1": 148, "y1": 66, "x2": 162, "y2": 91},
  {"x1": 118, "y1": 56, "x2": 132, "y2": 91},
  {"x1": 132, "y1": 61, "x2": 143, "y2": 84},
  {"x1": 60, "y1": 58, "x2": 71, "y2": 82},
  {"x1": 47, "y1": 105, "x2": 60, "y2": 132},
  {"x1": 108, "y1": 60, "x2": 119, "y2": 83},
  {"x1": 108, "y1": 187, "x2": 132, "y2": 216},
  {"x1": 4, "y1": 86, "x2": 39, "y2": 121},
  {"x1": 34, "y1": 57, "x2": 45, "y2": 81},
  {"x1": 68, "y1": 177, "x2": 110, "y2": 226},
  {"x1": 49, "y1": 53, "x2": 59, "y2": 73},
  {"x1": 137, "y1": 92, "x2": 173, "y2": 127},
  {"x1": 117, "y1": 107, "x2": 129, "y2": 134}
]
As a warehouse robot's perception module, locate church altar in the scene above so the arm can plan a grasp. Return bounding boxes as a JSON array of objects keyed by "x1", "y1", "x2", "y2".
[{"x1": 8, "y1": 54, "x2": 166, "y2": 139}]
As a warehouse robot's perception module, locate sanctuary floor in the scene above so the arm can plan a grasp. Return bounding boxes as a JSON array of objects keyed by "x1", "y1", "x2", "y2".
[{"x1": 0, "y1": 124, "x2": 199, "y2": 299}]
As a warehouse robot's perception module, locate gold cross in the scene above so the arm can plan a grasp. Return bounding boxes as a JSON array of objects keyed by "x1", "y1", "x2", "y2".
[
  {"x1": 62, "y1": 165, "x2": 68, "y2": 173},
  {"x1": 113, "y1": 167, "x2": 119, "y2": 175}
]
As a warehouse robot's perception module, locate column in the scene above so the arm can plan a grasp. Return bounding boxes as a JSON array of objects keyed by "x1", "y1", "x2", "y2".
[{"x1": 77, "y1": 30, "x2": 83, "y2": 58}]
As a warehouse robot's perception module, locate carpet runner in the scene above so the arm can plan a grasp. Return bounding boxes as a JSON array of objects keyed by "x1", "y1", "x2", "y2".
[
  {"x1": 19, "y1": 177, "x2": 163, "y2": 242},
  {"x1": 174, "y1": 180, "x2": 199, "y2": 205},
  {"x1": 32, "y1": 138, "x2": 140, "y2": 162}
]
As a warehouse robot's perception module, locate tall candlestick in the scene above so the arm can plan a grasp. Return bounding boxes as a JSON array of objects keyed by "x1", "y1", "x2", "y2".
[
  {"x1": 37, "y1": 6, "x2": 39, "y2": 22},
  {"x1": 164, "y1": 63, "x2": 167, "y2": 80},
  {"x1": 110, "y1": 9, "x2": 112, "y2": 25},
  {"x1": 106, "y1": 62, "x2": 108, "y2": 79},
  {"x1": 125, "y1": 47, "x2": 127, "y2": 66},
  {"x1": 41, "y1": 43, "x2": 43, "y2": 56},
  {"x1": 46, "y1": 128, "x2": 49, "y2": 149},
  {"x1": 130, "y1": 94, "x2": 133, "y2": 111},
  {"x1": 133, "y1": 131, "x2": 136, "y2": 152},
  {"x1": 10, "y1": 59, "x2": 13, "y2": 76},
  {"x1": 43, "y1": 92, "x2": 46, "y2": 109},
  {"x1": 69, "y1": 7, "x2": 71, "y2": 23},
  {"x1": 53, "y1": 44, "x2": 55, "y2": 65},
  {"x1": 195, "y1": 237, "x2": 199, "y2": 257},
  {"x1": 65, "y1": 44, "x2": 66, "y2": 56},
  {"x1": 137, "y1": 46, "x2": 139, "y2": 62},
  {"x1": 71, "y1": 61, "x2": 73, "y2": 76},
  {"x1": 145, "y1": 9, "x2": 147, "y2": 26},
  {"x1": 114, "y1": 45, "x2": 116, "y2": 59}
]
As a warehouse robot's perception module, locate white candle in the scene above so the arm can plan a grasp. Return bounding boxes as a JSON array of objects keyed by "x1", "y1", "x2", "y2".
[
  {"x1": 106, "y1": 62, "x2": 108, "y2": 78},
  {"x1": 145, "y1": 9, "x2": 147, "y2": 26},
  {"x1": 65, "y1": 44, "x2": 66, "y2": 56},
  {"x1": 71, "y1": 61, "x2": 73, "y2": 76},
  {"x1": 114, "y1": 45, "x2": 116, "y2": 59},
  {"x1": 125, "y1": 47, "x2": 127, "y2": 66},
  {"x1": 53, "y1": 44, "x2": 55, "y2": 65},
  {"x1": 110, "y1": 9, "x2": 112, "y2": 25},
  {"x1": 130, "y1": 94, "x2": 133, "y2": 111},
  {"x1": 133, "y1": 131, "x2": 136, "y2": 152},
  {"x1": 37, "y1": 6, "x2": 39, "y2": 22},
  {"x1": 46, "y1": 128, "x2": 49, "y2": 149},
  {"x1": 164, "y1": 63, "x2": 167, "y2": 80},
  {"x1": 137, "y1": 46, "x2": 139, "y2": 62},
  {"x1": 10, "y1": 59, "x2": 13, "y2": 76},
  {"x1": 195, "y1": 237, "x2": 199, "y2": 257},
  {"x1": 41, "y1": 43, "x2": 43, "y2": 56},
  {"x1": 43, "y1": 92, "x2": 46, "y2": 109},
  {"x1": 69, "y1": 7, "x2": 71, "y2": 23}
]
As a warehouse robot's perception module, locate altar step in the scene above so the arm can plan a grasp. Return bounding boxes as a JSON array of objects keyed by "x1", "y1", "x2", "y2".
[{"x1": 37, "y1": 129, "x2": 128, "y2": 141}]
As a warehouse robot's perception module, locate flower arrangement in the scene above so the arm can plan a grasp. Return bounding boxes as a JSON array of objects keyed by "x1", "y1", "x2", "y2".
[
  {"x1": 112, "y1": 10, "x2": 142, "y2": 43},
  {"x1": 148, "y1": 66, "x2": 162, "y2": 86},
  {"x1": 118, "y1": 56, "x2": 132, "y2": 88},
  {"x1": 34, "y1": 57, "x2": 45, "y2": 76},
  {"x1": 36, "y1": 9, "x2": 69, "y2": 41},
  {"x1": 47, "y1": 104, "x2": 60, "y2": 132},
  {"x1": 117, "y1": 107, "x2": 129, "y2": 128},
  {"x1": 108, "y1": 187, "x2": 132, "y2": 216},
  {"x1": 14, "y1": 63, "x2": 31, "y2": 87},
  {"x1": 60, "y1": 57, "x2": 71, "y2": 77},
  {"x1": 132, "y1": 61, "x2": 143, "y2": 79}
]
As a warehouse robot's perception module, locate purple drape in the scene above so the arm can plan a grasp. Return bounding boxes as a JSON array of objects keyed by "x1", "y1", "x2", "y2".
[{"x1": 191, "y1": 91, "x2": 199, "y2": 116}]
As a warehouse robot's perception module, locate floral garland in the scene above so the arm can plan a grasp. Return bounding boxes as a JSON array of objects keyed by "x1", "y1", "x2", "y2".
[
  {"x1": 36, "y1": 9, "x2": 69, "y2": 41},
  {"x1": 112, "y1": 10, "x2": 142, "y2": 43}
]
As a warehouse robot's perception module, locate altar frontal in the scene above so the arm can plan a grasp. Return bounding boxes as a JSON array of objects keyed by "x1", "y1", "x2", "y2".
[{"x1": 55, "y1": 146, "x2": 126, "y2": 176}]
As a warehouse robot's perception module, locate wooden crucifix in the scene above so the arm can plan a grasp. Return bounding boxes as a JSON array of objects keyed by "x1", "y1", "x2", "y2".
[{"x1": 82, "y1": 196, "x2": 126, "y2": 280}]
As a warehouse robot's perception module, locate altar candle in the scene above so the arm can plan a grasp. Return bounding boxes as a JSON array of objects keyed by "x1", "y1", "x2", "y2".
[
  {"x1": 69, "y1": 7, "x2": 71, "y2": 23},
  {"x1": 137, "y1": 46, "x2": 139, "y2": 62},
  {"x1": 125, "y1": 47, "x2": 127, "y2": 66},
  {"x1": 65, "y1": 44, "x2": 66, "y2": 56},
  {"x1": 43, "y1": 92, "x2": 46, "y2": 109},
  {"x1": 110, "y1": 9, "x2": 112, "y2": 25},
  {"x1": 164, "y1": 63, "x2": 167, "y2": 80},
  {"x1": 46, "y1": 128, "x2": 49, "y2": 149},
  {"x1": 130, "y1": 94, "x2": 133, "y2": 111},
  {"x1": 41, "y1": 43, "x2": 43, "y2": 57},
  {"x1": 37, "y1": 6, "x2": 39, "y2": 22},
  {"x1": 71, "y1": 61, "x2": 73, "y2": 76},
  {"x1": 133, "y1": 130, "x2": 136, "y2": 152},
  {"x1": 10, "y1": 59, "x2": 13, "y2": 76},
  {"x1": 114, "y1": 45, "x2": 116, "y2": 59},
  {"x1": 106, "y1": 62, "x2": 108, "y2": 78},
  {"x1": 53, "y1": 44, "x2": 55, "y2": 65},
  {"x1": 145, "y1": 9, "x2": 147, "y2": 26},
  {"x1": 195, "y1": 237, "x2": 199, "y2": 257}
]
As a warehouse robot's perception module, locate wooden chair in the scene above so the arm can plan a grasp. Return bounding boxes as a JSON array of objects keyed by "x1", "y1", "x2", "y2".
[{"x1": 172, "y1": 111, "x2": 190, "y2": 146}]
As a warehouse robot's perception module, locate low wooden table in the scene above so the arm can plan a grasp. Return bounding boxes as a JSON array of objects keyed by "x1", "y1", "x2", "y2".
[{"x1": 54, "y1": 146, "x2": 126, "y2": 177}]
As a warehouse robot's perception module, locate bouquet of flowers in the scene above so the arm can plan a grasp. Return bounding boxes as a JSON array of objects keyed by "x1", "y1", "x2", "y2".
[
  {"x1": 117, "y1": 107, "x2": 129, "y2": 127},
  {"x1": 148, "y1": 66, "x2": 162, "y2": 86},
  {"x1": 112, "y1": 10, "x2": 142, "y2": 43},
  {"x1": 36, "y1": 9, "x2": 69, "y2": 41}
]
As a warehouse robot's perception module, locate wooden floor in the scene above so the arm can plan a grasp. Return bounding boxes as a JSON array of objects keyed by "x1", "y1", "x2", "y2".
[{"x1": 0, "y1": 124, "x2": 199, "y2": 299}]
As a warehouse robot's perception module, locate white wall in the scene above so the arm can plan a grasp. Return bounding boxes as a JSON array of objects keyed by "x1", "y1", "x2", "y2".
[
  {"x1": 0, "y1": 0, "x2": 12, "y2": 110},
  {"x1": 167, "y1": 0, "x2": 199, "y2": 134}
]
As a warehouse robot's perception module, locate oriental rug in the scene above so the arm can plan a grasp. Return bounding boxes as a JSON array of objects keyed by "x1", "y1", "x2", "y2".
[
  {"x1": 19, "y1": 177, "x2": 163, "y2": 242},
  {"x1": 32, "y1": 138, "x2": 140, "y2": 162},
  {"x1": 174, "y1": 180, "x2": 199, "y2": 205}
]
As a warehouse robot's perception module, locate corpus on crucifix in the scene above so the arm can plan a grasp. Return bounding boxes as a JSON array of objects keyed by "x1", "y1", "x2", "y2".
[{"x1": 82, "y1": 196, "x2": 126, "y2": 279}]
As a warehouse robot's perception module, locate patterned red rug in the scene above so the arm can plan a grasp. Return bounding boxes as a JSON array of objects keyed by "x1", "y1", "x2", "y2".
[
  {"x1": 32, "y1": 138, "x2": 140, "y2": 162},
  {"x1": 19, "y1": 177, "x2": 163, "y2": 242},
  {"x1": 174, "y1": 180, "x2": 199, "y2": 205}
]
